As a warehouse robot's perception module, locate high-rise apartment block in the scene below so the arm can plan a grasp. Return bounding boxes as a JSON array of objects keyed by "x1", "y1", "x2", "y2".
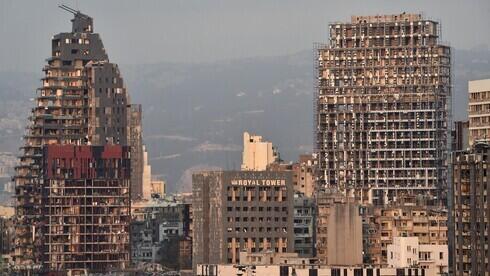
[
  {"x1": 452, "y1": 142, "x2": 490, "y2": 275},
  {"x1": 316, "y1": 13, "x2": 451, "y2": 204},
  {"x1": 13, "y1": 7, "x2": 142, "y2": 273},
  {"x1": 192, "y1": 171, "x2": 294, "y2": 269},
  {"x1": 43, "y1": 145, "x2": 131, "y2": 271},
  {"x1": 468, "y1": 79, "x2": 490, "y2": 145},
  {"x1": 241, "y1": 132, "x2": 278, "y2": 171}
]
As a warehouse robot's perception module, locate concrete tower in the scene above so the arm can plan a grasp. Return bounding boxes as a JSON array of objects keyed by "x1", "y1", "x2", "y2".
[
  {"x1": 13, "y1": 6, "x2": 142, "y2": 273},
  {"x1": 315, "y1": 14, "x2": 451, "y2": 204}
]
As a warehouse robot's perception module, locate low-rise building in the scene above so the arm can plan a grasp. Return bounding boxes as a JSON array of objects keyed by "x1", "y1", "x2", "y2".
[
  {"x1": 362, "y1": 204, "x2": 448, "y2": 267},
  {"x1": 387, "y1": 237, "x2": 448, "y2": 274}
]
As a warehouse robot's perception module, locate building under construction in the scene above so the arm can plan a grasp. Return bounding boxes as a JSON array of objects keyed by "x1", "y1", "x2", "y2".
[
  {"x1": 13, "y1": 6, "x2": 142, "y2": 273},
  {"x1": 315, "y1": 13, "x2": 451, "y2": 204}
]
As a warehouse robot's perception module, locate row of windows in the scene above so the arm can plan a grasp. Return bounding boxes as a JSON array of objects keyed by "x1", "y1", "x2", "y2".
[
  {"x1": 227, "y1": 216, "x2": 288, "y2": 223},
  {"x1": 226, "y1": 206, "x2": 288, "y2": 212}
]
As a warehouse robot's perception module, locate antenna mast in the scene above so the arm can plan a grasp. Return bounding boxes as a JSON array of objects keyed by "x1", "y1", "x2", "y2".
[{"x1": 58, "y1": 4, "x2": 78, "y2": 15}]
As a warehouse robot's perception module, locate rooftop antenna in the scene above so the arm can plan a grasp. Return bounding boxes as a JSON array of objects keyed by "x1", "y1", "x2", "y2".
[{"x1": 58, "y1": 4, "x2": 78, "y2": 15}]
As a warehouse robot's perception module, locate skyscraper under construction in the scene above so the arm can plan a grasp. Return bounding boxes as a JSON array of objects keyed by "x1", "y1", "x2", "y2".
[
  {"x1": 315, "y1": 14, "x2": 451, "y2": 204},
  {"x1": 13, "y1": 6, "x2": 143, "y2": 273}
]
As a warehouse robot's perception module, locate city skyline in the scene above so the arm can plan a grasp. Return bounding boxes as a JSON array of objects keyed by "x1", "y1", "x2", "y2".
[{"x1": 0, "y1": 3, "x2": 489, "y2": 275}]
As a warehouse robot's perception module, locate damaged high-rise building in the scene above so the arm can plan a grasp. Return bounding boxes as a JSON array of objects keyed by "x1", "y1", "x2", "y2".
[
  {"x1": 13, "y1": 6, "x2": 143, "y2": 274},
  {"x1": 315, "y1": 13, "x2": 451, "y2": 204}
]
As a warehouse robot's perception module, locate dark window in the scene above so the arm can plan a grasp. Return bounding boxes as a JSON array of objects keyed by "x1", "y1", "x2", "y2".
[
  {"x1": 396, "y1": 269, "x2": 405, "y2": 276},
  {"x1": 354, "y1": 269, "x2": 363, "y2": 276},
  {"x1": 280, "y1": 266, "x2": 288, "y2": 276},
  {"x1": 309, "y1": 269, "x2": 318, "y2": 276}
]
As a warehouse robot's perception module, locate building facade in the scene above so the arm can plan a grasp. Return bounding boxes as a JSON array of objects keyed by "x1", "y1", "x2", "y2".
[
  {"x1": 293, "y1": 193, "x2": 315, "y2": 258},
  {"x1": 453, "y1": 121, "x2": 469, "y2": 152},
  {"x1": 452, "y1": 142, "x2": 490, "y2": 275},
  {"x1": 269, "y1": 154, "x2": 316, "y2": 197},
  {"x1": 468, "y1": 79, "x2": 490, "y2": 146},
  {"x1": 387, "y1": 237, "x2": 448, "y2": 274},
  {"x1": 197, "y1": 264, "x2": 437, "y2": 276},
  {"x1": 316, "y1": 191, "x2": 363, "y2": 266},
  {"x1": 42, "y1": 145, "x2": 131, "y2": 272},
  {"x1": 129, "y1": 104, "x2": 144, "y2": 200},
  {"x1": 13, "y1": 7, "x2": 141, "y2": 273},
  {"x1": 192, "y1": 171, "x2": 294, "y2": 269},
  {"x1": 315, "y1": 13, "x2": 451, "y2": 204}
]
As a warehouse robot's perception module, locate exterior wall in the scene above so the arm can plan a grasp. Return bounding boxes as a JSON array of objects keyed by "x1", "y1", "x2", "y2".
[
  {"x1": 453, "y1": 121, "x2": 469, "y2": 152},
  {"x1": 86, "y1": 61, "x2": 128, "y2": 145},
  {"x1": 387, "y1": 237, "x2": 448, "y2": 273},
  {"x1": 192, "y1": 172, "x2": 225, "y2": 269},
  {"x1": 452, "y1": 143, "x2": 490, "y2": 275},
  {"x1": 269, "y1": 154, "x2": 315, "y2": 197},
  {"x1": 468, "y1": 79, "x2": 490, "y2": 146},
  {"x1": 197, "y1": 264, "x2": 437, "y2": 276},
  {"x1": 294, "y1": 155, "x2": 315, "y2": 197},
  {"x1": 151, "y1": 180, "x2": 165, "y2": 197},
  {"x1": 418, "y1": 244, "x2": 447, "y2": 273},
  {"x1": 387, "y1": 237, "x2": 420, "y2": 268},
  {"x1": 241, "y1": 132, "x2": 277, "y2": 171},
  {"x1": 316, "y1": 191, "x2": 363, "y2": 266},
  {"x1": 129, "y1": 104, "x2": 143, "y2": 200},
  {"x1": 316, "y1": 13, "x2": 450, "y2": 204},
  {"x1": 192, "y1": 171, "x2": 294, "y2": 269},
  {"x1": 42, "y1": 145, "x2": 131, "y2": 272},
  {"x1": 142, "y1": 145, "x2": 152, "y2": 199}
]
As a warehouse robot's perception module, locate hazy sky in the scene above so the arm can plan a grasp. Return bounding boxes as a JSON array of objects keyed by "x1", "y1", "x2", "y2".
[{"x1": 1, "y1": 0, "x2": 489, "y2": 72}]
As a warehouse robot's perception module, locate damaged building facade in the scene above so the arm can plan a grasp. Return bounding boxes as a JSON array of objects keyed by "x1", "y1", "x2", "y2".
[
  {"x1": 315, "y1": 13, "x2": 451, "y2": 204},
  {"x1": 192, "y1": 171, "x2": 294, "y2": 269},
  {"x1": 13, "y1": 6, "x2": 142, "y2": 274}
]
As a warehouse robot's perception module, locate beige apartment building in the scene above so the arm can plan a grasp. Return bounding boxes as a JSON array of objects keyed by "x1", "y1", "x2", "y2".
[
  {"x1": 269, "y1": 154, "x2": 316, "y2": 197},
  {"x1": 363, "y1": 205, "x2": 448, "y2": 266},
  {"x1": 241, "y1": 132, "x2": 278, "y2": 171},
  {"x1": 387, "y1": 237, "x2": 448, "y2": 274},
  {"x1": 468, "y1": 79, "x2": 490, "y2": 145}
]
